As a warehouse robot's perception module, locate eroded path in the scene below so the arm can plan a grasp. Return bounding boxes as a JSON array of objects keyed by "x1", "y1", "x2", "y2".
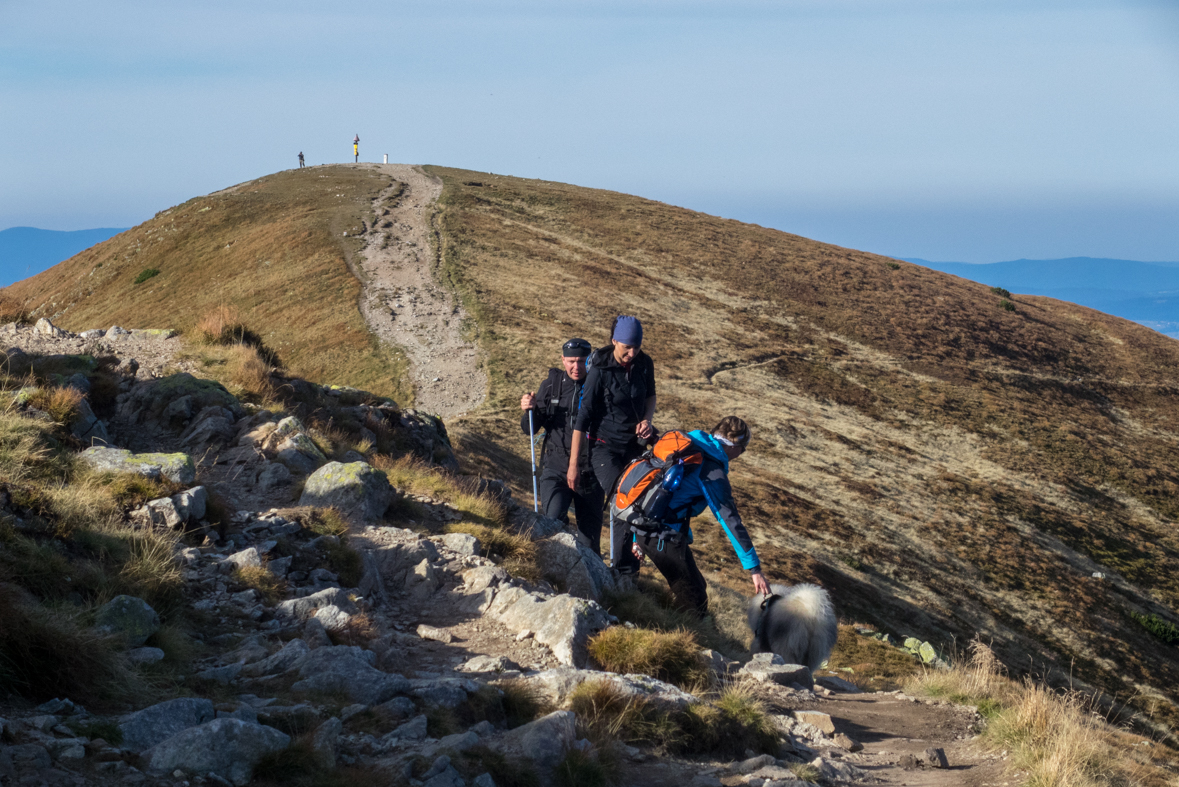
[{"x1": 356, "y1": 164, "x2": 486, "y2": 419}]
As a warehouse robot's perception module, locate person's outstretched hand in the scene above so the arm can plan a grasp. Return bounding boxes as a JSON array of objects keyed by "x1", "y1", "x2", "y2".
[{"x1": 751, "y1": 570, "x2": 770, "y2": 596}]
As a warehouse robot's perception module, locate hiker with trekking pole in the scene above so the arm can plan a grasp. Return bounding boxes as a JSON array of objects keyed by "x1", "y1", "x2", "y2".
[
  {"x1": 610, "y1": 415, "x2": 770, "y2": 616},
  {"x1": 567, "y1": 315, "x2": 656, "y2": 570},
  {"x1": 520, "y1": 338, "x2": 604, "y2": 551}
]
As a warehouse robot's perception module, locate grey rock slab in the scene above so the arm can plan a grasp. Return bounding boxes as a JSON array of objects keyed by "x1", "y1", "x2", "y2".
[
  {"x1": 140, "y1": 718, "x2": 290, "y2": 786},
  {"x1": 495, "y1": 710, "x2": 576, "y2": 772},
  {"x1": 118, "y1": 698, "x2": 216, "y2": 753},
  {"x1": 793, "y1": 710, "x2": 834, "y2": 734},
  {"x1": 291, "y1": 646, "x2": 409, "y2": 705},
  {"x1": 416, "y1": 624, "x2": 453, "y2": 644},
  {"x1": 172, "y1": 486, "x2": 207, "y2": 522},
  {"x1": 737, "y1": 754, "x2": 777, "y2": 774},
  {"x1": 510, "y1": 509, "x2": 565, "y2": 541},
  {"x1": 409, "y1": 678, "x2": 475, "y2": 709},
  {"x1": 391, "y1": 714, "x2": 428, "y2": 741},
  {"x1": 810, "y1": 755, "x2": 866, "y2": 783},
  {"x1": 297, "y1": 462, "x2": 393, "y2": 524},
  {"x1": 313, "y1": 605, "x2": 353, "y2": 632},
  {"x1": 815, "y1": 675, "x2": 861, "y2": 693},
  {"x1": 493, "y1": 591, "x2": 609, "y2": 667},
  {"x1": 276, "y1": 586, "x2": 357, "y2": 620},
  {"x1": 924, "y1": 746, "x2": 949, "y2": 768},
  {"x1": 223, "y1": 547, "x2": 262, "y2": 570},
  {"x1": 441, "y1": 532, "x2": 480, "y2": 555},
  {"x1": 255, "y1": 462, "x2": 292, "y2": 491},
  {"x1": 739, "y1": 660, "x2": 813, "y2": 688},
  {"x1": 195, "y1": 663, "x2": 242, "y2": 684},
  {"x1": 94, "y1": 595, "x2": 160, "y2": 647},
  {"x1": 512, "y1": 667, "x2": 698, "y2": 710},
  {"x1": 309, "y1": 717, "x2": 343, "y2": 770},
  {"x1": 145, "y1": 497, "x2": 183, "y2": 528},
  {"x1": 461, "y1": 566, "x2": 510, "y2": 594},
  {"x1": 80, "y1": 446, "x2": 196, "y2": 485},
  {"x1": 456, "y1": 655, "x2": 518, "y2": 674}
]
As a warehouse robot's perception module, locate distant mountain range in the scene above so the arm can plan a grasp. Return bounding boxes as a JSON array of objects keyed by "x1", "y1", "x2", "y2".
[
  {"x1": 0, "y1": 226, "x2": 129, "y2": 287},
  {"x1": 904, "y1": 257, "x2": 1179, "y2": 338}
]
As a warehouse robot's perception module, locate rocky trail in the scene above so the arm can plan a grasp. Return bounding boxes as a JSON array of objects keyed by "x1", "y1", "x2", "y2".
[
  {"x1": 354, "y1": 164, "x2": 486, "y2": 420},
  {"x1": 1, "y1": 322, "x2": 1013, "y2": 787}
]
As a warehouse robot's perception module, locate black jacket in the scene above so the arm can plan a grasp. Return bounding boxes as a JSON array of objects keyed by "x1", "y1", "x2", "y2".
[
  {"x1": 573, "y1": 347, "x2": 656, "y2": 452},
  {"x1": 520, "y1": 368, "x2": 590, "y2": 474}
]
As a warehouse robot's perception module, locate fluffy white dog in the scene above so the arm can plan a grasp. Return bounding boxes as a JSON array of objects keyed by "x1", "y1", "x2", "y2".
[{"x1": 747, "y1": 583, "x2": 838, "y2": 671}]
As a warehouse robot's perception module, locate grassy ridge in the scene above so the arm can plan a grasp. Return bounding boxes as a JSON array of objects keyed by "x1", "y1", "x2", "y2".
[
  {"x1": 424, "y1": 166, "x2": 1179, "y2": 733},
  {"x1": 5, "y1": 166, "x2": 411, "y2": 402}
]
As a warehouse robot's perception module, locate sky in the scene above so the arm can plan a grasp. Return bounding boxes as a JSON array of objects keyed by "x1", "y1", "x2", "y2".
[{"x1": 2, "y1": 0, "x2": 1178, "y2": 263}]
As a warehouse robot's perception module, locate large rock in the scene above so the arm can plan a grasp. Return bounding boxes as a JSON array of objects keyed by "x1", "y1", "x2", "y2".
[
  {"x1": 118, "y1": 698, "x2": 216, "y2": 753},
  {"x1": 116, "y1": 373, "x2": 241, "y2": 429},
  {"x1": 492, "y1": 590, "x2": 609, "y2": 667},
  {"x1": 69, "y1": 398, "x2": 111, "y2": 446},
  {"x1": 179, "y1": 406, "x2": 238, "y2": 451},
  {"x1": 80, "y1": 446, "x2": 195, "y2": 485},
  {"x1": 738, "y1": 653, "x2": 813, "y2": 688},
  {"x1": 535, "y1": 532, "x2": 615, "y2": 601},
  {"x1": 241, "y1": 638, "x2": 310, "y2": 678},
  {"x1": 494, "y1": 710, "x2": 576, "y2": 772},
  {"x1": 290, "y1": 645, "x2": 409, "y2": 705},
  {"x1": 309, "y1": 717, "x2": 343, "y2": 770},
  {"x1": 298, "y1": 461, "x2": 394, "y2": 524},
  {"x1": 510, "y1": 509, "x2": 566, "y2": 541},
  {"x1": 140, "y1": 718, "x2": 289, "y2": 786},
  {"x1": 94, "y1": 595, "x2": 159, "y2": 647},
  {"x1": 34, "y1": 318, "x2": 70, "y2": 338},
  {"x1": 172, "y1": 486, "x2": 207, "y2": 522},
  {"x1": 511, "y1": 667, "x2": 699, "y2": 711},
  {"x1": 267, "y1": 416, "x2": 328, "y2": 474},
  {"x1": 275, "y1": 587, "x2": 357, "y2": 621}
]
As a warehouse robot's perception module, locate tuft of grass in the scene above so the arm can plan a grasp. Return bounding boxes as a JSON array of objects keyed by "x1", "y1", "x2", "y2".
[
  {"x1": 25, "y1": 385, "x2": 85, "y2": 425},
  {"x1": 304, "y1": 507, "x2": 349, "y2": 537},
  {"x1": 447, "y1": 521, "x2": 538, "y2": 582},
  {"x1": 0, "y1": 289, "x2": 29, "y2": 323},
  {"x1": 553, "y1": 748, "x2": 617, "y2": 787},
  {"x1": 225, "y1": 343, "x2": 276, "y2": 402},
  {"x1": 907, "y1": 640, "x2": 1172, "y2": 787},
  {"x1": 133, "y1": 268, "x2": 160, "y2": 284},
  {"x1": 0, "y1": 583, "x2": 141, "y2": 705},
  {"x1": 234, "y1": 565, "x2": 287, "y2": 604},
  {"x1": 603, "y1": 576, "x2": 746, "y2": 657},
  {"x1": 681, "y1": 682, "x2": 779, "y2": 758},
  {"x1": 96, "y1": 470, "x2": 178, "y2": 508},
  {"x1": 567, "y1": 679, "x2": 681, "y2": 751},
  {"x1": 499, "y1": 678, "x2": 550, "y2": 729},
  {"x1": 587, "y1": 627, "x2": 706, "y2": 688}
]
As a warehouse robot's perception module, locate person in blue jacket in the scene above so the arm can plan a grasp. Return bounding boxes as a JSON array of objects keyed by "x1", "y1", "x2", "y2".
[{"x1": 631, "y1": 415, "x2": 770, "y2": 616}]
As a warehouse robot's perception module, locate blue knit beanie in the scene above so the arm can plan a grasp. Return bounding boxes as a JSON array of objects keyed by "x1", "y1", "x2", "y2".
[{"x1": 612, "y1": 315, "x2": 643, "y2": 346}]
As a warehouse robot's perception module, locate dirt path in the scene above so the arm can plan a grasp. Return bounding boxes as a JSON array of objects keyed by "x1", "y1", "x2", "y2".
[{"x1": 355, "y1": 164, "x2": 486, "y2": 419}]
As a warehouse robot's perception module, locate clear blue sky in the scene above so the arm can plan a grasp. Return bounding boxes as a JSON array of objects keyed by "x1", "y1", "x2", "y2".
[{"x1": 2, "y1": 0, "x2": 1178, "y2": 262}]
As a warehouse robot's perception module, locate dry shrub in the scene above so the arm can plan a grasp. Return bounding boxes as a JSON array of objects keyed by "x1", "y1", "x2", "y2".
[
  {"x1": 603, "y1": 576, "x2": 745, "y2": 658},
  {"x1": 567, "y1": 679, "x2": 680, "y2": 750},
  {"x1": 0, "y1": 583, "x2": 139, "y2": 704},
  {"x1": 370, "y1": 453, "x2": 454, "y2": 499},
  {"x1": 226, "y1": 343, "x2": 275, "y2": 402},
  {"x1": 681, "y1": 682, "x2": 780, "y2": 758},
  {"x1": 113, "y1": 527, "x2": 184, "y2": 615},
  {"x1": 498, "y1": 678, "x2": 550, "y2": 729},
  {"x1": 195, "y1": 304, "x2": 246, "y2": 345},
  {"x1": 234, "y1": 565, "x2": 287, "y2": 605},
  {"x1": 587, "y1": 627, "x2": 705, "y2": 688},
  {"x1": 26, "y1": 385, "x2": 84, "y2": 425},
  {"x1": 304, "y1": 507, "x2": 349, "y2": 538}
]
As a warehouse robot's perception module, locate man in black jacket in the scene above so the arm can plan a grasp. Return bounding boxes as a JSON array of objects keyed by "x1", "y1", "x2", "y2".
[{"x1": 520, "y1": 338, "x2": 604, "y2": 551}]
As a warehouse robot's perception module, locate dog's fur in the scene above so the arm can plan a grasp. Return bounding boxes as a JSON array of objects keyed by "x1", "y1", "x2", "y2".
[{"x1": 747, "y1": 583, "x2": 838, "y2": 671}]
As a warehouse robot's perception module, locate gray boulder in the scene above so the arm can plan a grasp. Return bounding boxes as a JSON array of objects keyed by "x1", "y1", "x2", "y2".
[
  {"x1": 492, "y1": 589, "x2": 609, "y2": 667},
  {"x1": 510, "y1": 509, "x2": 566, "y2": 541},
  {"x1": 144, "y1": 497, "x2": 183, "y2": 529},
  {"x1": 70, "y1": 398, "x2": 111, "y2": 446},
  {"x1": 80, "y1": 446, "x2": 195, "y2": 485},
  {"x1": 140, "y1": 718, "x2": 289, "y2": 786},
  {"x1": 255, "y1": 462, "x2": 292, "y2": 491},
  {"x1": 34, "y1": 318, "x2": 70, "y2": 338},
  {"x1": 290, "y1": 645, "x2": 409, "y2": 705},
  {"x1": 495, "y1": 710, "x2": 576, "y2": 772},
  {"x1": 738, "y1": 653, "x2": 813, "y2": 688},
  {"x1": 297, "y1": 461, "x2": 394, "y2": 524},
  {"x1": 441, "y1": 532, "x2": 481, "y2": 556},
  {"x1": 276, "y1": 587, "x2": 357, "y2": 620},
  {"x1": 309, "y1": 717, "x2": 343, "y2": 770},
  {"x1": 116, "y1": 373, "x2": 240, "y2": 429},
  {"x1": 94, "y1": 595, "x2": 160, "y2": 647},
  {"x1": 172, "y1": 486, "x2": 207, "y2": 522},
  {"x1": 118, "y1": 698, "x2": 216, "y2": 753},
  {"x1": 242, "y1": 639, "x2": 310, "y2": 678},
  {"x1": 535, "y1": 532, "x2": 615, "y2": 601}
]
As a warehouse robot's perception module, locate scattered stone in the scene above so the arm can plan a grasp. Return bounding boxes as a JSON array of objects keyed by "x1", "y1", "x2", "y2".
[
  {"x1": 309, "y1": 718, "x2": 343, "y2": 770},
  {"x1": 924, "y1": 746, "x2": 949, "y2": 768},
  {"x1": 441, "y1": 532, "x2": 480, "y2": 555},
  {"x1": 34, "y1": 318, "x2": 70, "y2": 338},
  {"x1": 457, "y1": 655, "x2": 518, "y2": 674},
  {"x1": 392, "y1": 714, "x2": 428, "y2": 741},
  {"x1": 95, "y1": 595, "x2": 160, "y2": 647},
  {"x1": 899, "y1": 753, "x2": 918, "y2": 769},
  {"x1": 129, "y1": 647, "x2": 166, "y2": 665},
  {"x1": 290, "y1": 645, "x2": 409, "y2": 705},
  {"x1": 224, "y1": 547, "x2": 262, "y2": 570},
  {"x1": 816, "y1": 675, "x2": 861, "y2": 693},
  {"x1": 793, "y1": 710, "x2": 835, "y2": 735},
  {"x1": 736, "y1": 754, "x2": 776, "y2": 773},
  {"x1": 495, "y1": 710, "x2": 576, "y2": 772},
  {"x1": 276, "y1": 587, "x2": 357, "y2": 620},
  {"x1": 738, "y1": 655, "x2": 813, "y2": 688},
  {"x1": 834, "y1": 732, "x2": 862, "y2": 752},
  {"x1": 313, "y1": 605, "x2": 353, "y2": 632},
  {"x1": 416, "y1": 624, "x2": 453, "y2": 644}
]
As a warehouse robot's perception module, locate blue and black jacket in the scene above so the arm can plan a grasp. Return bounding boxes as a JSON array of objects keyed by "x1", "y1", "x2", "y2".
[{"x1": 660, "y1": 430, "x2": 761, "y2": 571}]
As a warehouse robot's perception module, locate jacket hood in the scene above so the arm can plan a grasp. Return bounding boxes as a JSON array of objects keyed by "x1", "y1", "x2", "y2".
[{"x1": 687, "y1": 429, "x2": 729, "y2": 470}]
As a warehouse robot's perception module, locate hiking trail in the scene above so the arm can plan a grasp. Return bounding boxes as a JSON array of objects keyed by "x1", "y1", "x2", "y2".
[{"x1": 355, "y1": 164, "x2": 486, "y2": 419}]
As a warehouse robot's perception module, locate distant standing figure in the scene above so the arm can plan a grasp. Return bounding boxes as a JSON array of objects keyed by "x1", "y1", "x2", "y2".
[
  {"x1": 298, "y1": 151, "x2": 305, "y2": 168},
  {"x1": 353, "y1": 134, "x2": 359, "y2": 163}
]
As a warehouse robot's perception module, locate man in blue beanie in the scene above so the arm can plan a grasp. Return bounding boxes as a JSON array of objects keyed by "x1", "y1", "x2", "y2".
[{"x1": 521, "y1": 338, "x2": 604, "y2": 550}]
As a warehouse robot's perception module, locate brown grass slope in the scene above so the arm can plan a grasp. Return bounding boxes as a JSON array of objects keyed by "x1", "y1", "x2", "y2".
[
  {"x1": 4, "y1": 166, "x2": 411, "y2": 401},
  {"x1": 425, "y1": 166, "x2": 1179, "y2": 735}
]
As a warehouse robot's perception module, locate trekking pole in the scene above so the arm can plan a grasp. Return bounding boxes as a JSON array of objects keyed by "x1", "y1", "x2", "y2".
[{"x1": 528, "y1": 410, "x2": 539, "y2": 512}]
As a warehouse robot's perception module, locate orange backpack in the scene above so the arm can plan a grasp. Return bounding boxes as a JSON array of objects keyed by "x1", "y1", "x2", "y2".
[{"x1": 609, "y1": 431, "x2": 704, "y2": 531}]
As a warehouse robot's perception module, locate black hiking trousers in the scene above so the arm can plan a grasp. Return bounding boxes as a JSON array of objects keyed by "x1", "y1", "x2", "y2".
[
  {"x1": 634, "y1": 530, "x2": 709, "y2": 618},
  {"x1": 538, "y1": 468, "x2": 604, "y2": 554},
  {"x1": 590, "y1": 439, "x2": 645, "y2": 571}
]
